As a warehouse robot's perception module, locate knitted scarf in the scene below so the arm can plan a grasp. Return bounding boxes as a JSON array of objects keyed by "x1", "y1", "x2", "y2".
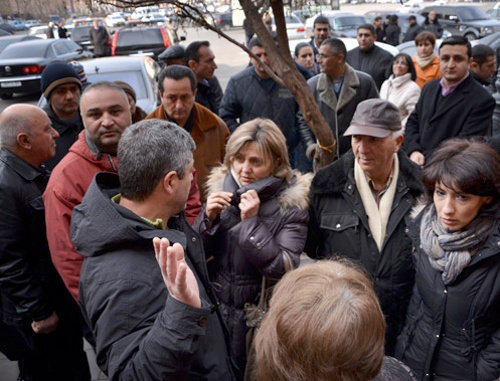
[
  {"x1": 415, "y1": 53, "x2": 436, "y2": 70},
  {"x1": 419, "y1": 205, "x2": 493, "y2": 285}
]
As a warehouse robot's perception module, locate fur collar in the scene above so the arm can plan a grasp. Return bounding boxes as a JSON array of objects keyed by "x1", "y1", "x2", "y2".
[
  {"x1": 317, "y1": 64, "x2": 360, "y2": 111},
  {"x1": 205, "y1": 166, "x2": 313, "y2": 211},
  {"x1": 311, "y1": 150, "x2": 423, "y2": 198}
]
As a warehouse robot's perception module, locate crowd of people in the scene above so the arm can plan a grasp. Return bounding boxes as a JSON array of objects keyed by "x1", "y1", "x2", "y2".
[{"x1": 0, "y1": 14, "x2": 500, "y2": 381}]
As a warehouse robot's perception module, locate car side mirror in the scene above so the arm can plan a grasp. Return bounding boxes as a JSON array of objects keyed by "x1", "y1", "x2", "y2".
[{"x1": 179, "y1": 35, "x2": 186, "y2": 41}]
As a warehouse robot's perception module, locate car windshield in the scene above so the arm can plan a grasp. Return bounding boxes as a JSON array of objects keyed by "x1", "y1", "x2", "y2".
[
  {"x1": 457, "y1": 7, "x2": 490, "y2": 21},
  {"x1": 0, "y1": 43, "x2": 46, "y2": 58},
  {"x1": 334, "y1": 16, "x2": 367, "y2": 28},
  {"x1": 116, "y1": 29, "x2": 164, "y2": 46},
  {"x1": 86, "y1": 71, "x2": 147, "y2": 100}
]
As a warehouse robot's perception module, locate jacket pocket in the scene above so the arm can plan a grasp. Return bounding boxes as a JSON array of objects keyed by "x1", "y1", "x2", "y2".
[{"x1": 318, "y1": 213, "x2": 361, "y2": 259}]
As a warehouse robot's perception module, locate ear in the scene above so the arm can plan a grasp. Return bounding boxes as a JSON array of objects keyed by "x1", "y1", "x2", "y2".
[
  {"x1": 470, "y1": 61, "x2": 479, "y2": 71},
  {"x1": 394, "y1": 134, "x2": 404, "y2": 152},
  {"x1": 187, "y1": 60, "x2": 196, "y2": 70},
  {"x1": 17, "y1": 133, "x2": 31, "y2": 150},
  {"x1": 162, "y1": 170, "x2": 178, "y2": 195}
]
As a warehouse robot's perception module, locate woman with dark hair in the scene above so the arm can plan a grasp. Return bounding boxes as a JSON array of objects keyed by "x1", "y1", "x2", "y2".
[
  {"x1": 396, "y1": 138, "x2": 500, "y2": 381},
  {"x1": 380, "y1": 53, "x2": 421, "y2": 126},
  {"x1": 294, "y1": 42, "x2": 319, "y2": 78},
  {"x1": 412, "y1": 31, "x2": 442, "y2": 89},
  {"x1": 194, "y1": 118, "x2": 312, "y2": 376}
]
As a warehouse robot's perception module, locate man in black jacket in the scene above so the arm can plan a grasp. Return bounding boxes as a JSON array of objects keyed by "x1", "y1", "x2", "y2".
[
  {"x1": 308, "y1": 15, "x2": 332, "y2": 61},
  {"x1": 306, "y1": 99, "x2": 423, "y2": 355},
  {"x1": 0, "y1": 104, "x2": 90, "y2": 381},
  {"x1": 404, "y1": 36, "x2": 495, "y2": 167},
  {"x1": 347, "y1": 24, "x2": 393, "y2": 89},
  {"x1": 185, "y1": 40, "x2": 223, "y2": 114},
  {"x1": 403, "y1": 15, "x2": 423, "y2": 42},
  {"x1": 89, "y1": 19, "x2": 109, "y2": 57},
  {"x1": 72, "y1": 119, "x2": 236, "y2": 380}
]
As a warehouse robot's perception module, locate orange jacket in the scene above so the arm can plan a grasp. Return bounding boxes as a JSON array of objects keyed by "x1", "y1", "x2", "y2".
[{"x1": 413, "y1": 55, "x2": 442, "y2": 89}]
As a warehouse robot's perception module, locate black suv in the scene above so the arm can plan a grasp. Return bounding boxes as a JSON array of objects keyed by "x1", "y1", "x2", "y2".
[
  {"x1": 111, "y1": 26, "x2": 180, "y2": 60},
  {"x1": 420, "y1": 5, "x2": 500, "y2": 41}
]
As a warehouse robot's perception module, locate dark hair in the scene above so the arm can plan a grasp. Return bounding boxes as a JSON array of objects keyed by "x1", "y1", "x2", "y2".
[
  {"x1": 439, "y1": 35, "x2": 472, "y2": 58},
  {"x1": 357, "y1": 24, "x2": 375, "y2": 35},
  {"x1": 391, "y1": 53, "x2": 416, "y2": 81},
  {"x1": 313, "y1": 15, "x2": 330, "y2": 28},
  {"x1": 414, "y1": 31, "x2": 436, "y2": 46},
  {"x1": 321, "y1": 38, "x2": 347, "y2": 58},
  {"x1": 422, "y1": 138, "x2": 500, "y2": 216},
  {"x1": 249, "y1": 35, "x2": 263, "y2": 49},
  {"x1": 390, "y1": 15, "x2": 398, "y2": 23},
  {"x1": 118, "y1": 119, "x2": 196, "y2": 201},
  {"x1": 158, "y1": 65, "x2": 197, "y2": 94},
  {"x1": 472, "y1": 44, "x2": 496, "y2": 65},
  {"x1": 294, "y1": 42, "x2": 312, "y2": 58},
  {"x1": 409, "y1": 15, "x2": 416, "y2": 21},
  {"x1": 374, "y1": 16, "x2": 382, "y2": 22},
  {"x1": 185, "y1": 40, "x2": 210, "y2": 63}
]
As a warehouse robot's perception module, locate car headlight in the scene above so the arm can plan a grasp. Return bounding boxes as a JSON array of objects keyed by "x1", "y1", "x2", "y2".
[{"x1": 480, "y1": 27, "x2": 494, "y2": 34}]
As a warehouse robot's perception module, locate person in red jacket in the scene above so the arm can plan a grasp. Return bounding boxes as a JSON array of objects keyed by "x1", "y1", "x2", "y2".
[{"x1": 44, "y1": 81, "x2": 202, "y2": 302}]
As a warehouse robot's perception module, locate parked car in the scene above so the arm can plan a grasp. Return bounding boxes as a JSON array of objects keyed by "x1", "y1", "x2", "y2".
[
  {"x1": 105, "y1": 14, "x2": 126, "y2": 28},
  {"x1": 81, "y1": 56, "x2": 161, "y2": 114},
  {"x1": 8, "y1": 19, "x2": 27, "y2": 31},
  {"x1": 28, "y1": 25, "x2": 49, "y2": 39},
  {"x1": 0, "y1": 23, "x2": 16, "y2": 34},
  {"x1": 290, "y1": 37, "x2": 399, "y2": 57},
  {"x1": 211, "y1": 11, "x2": 232, "y2": 31},
  {"x1": 111, "y1": 26, "x2": 181, "y2": 60},
  {"x1": 0, "y1": 29, "x2": 10, "y2": 37},
  {"x1": 0, "y1": 35, "x2": 40, "y2": 53},
  {"x1": 305, "y1": 11, "x2": 369, "y2": 38},
  {"x1": 419, "y1": 5, "x2": 500, "y2": 41},
  {"x1": 271, "y1": 14, "x2": 307, "y2": 40},
  {"x1": 0, "y1": 39, "x2": 92, "y2": 98},
  {"x1": 71, "y1": 25, "x2": 94, "y2": 51},
  {"x1": 25, "y1": 20, "x2": 40, "y2": 28},
  {"x1": 141, "y1": 13, "x2": 166, "y2": 25}
]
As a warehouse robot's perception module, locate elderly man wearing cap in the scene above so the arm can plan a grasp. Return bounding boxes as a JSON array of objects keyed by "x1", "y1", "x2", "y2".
[
  {"x1": 158, "y1": 44, "x2": 186, "y2": 67},
  {"x1": 40, "y1": 60, "x2": 83, "y2": 170},
  {"x1": 305, "y1": 98, "x2": 423, "y2": 356}
]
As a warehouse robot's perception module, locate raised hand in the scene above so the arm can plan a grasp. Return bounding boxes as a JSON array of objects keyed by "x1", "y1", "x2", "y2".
[{"x1": 239, "y1": 189, "x2": 260, "y2": 221}]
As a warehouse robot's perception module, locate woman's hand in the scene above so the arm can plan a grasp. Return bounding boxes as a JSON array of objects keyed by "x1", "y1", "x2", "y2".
[
  {"x1": 153, "y1": 237, "x2": 201, "y2": 308},
  {"x1": 206, "y1": 191, "x2": 233, "y2": 223},
  {"x1": 239, "y1": 190, "x2": 260, "y2": 221}
]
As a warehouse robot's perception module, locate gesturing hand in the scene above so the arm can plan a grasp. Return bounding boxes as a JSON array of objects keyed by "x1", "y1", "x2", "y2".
[
  {"x1": 206, "y1": 191, "x2": 233, "y2": 223},
  {"x1": 239, "y1": 189, "x2": 260, "y2": 221},
  {"x1": 153, "y1": 237, "x2": 201, "y2": 308}
]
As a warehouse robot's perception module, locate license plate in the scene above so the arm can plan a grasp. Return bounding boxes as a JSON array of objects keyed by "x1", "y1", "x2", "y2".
[{"x1": 1, "y1": 81, "x2": 22, "y2": 88}]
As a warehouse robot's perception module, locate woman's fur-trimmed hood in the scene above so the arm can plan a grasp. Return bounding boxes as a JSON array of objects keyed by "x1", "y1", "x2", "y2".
[{"x1": 205, "y1": 166, "x2": 313, "y2": 212}]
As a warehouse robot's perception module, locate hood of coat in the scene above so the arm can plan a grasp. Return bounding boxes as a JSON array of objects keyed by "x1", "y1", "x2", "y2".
[
  {"x1": 206, "y1": 166, "x2": 313, "y2": 212},
  {"x1": 311, "y1": 150, "x2": 423, "y2": 198},
  {"x1": 71, "y1": 172, "x2": 186, "y2": 258}
]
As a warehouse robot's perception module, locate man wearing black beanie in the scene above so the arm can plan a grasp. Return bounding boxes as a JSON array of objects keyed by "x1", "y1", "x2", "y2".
[{"x1": 40, "y1": 61, "x2": 83, "y2": 170}]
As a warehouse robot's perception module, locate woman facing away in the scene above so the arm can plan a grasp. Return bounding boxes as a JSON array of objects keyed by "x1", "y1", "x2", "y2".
[
  {"x1": 193, "y1": 118, "x2": 312, "y2": 377},
  {"x1": 255, "y1": 260, "x2": 416, "y2": 381},
  {"x1": 395, "y1": 138, "x2": 500, "y2": 381},
  {"x1": 412, "y1": 31, "x2": 442, "y2": 89},
  {"x1": 380, "y1": 53, "x2": 421, "y2": 127}
]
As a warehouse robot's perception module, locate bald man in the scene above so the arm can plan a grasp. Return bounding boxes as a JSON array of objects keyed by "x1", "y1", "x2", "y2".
[{"x1": 0, "y1": 105, "x2": 90, "y2": 380}]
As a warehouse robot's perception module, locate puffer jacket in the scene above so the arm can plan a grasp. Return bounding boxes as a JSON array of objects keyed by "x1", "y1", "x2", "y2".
[
  {"x1": 72, "y1": 172, "x2": 236, "y2": 381},
  {"x1": 380, "y1": 73, "x2": 421, "y2": 126},
  {"x1": 395, "y1": 209, "x2": 500, "y2": 381},
  {"x1": 305, "y1": 150, "x2": 423, "y2": 355},
  {"x1": 193, "y1": 167, "x2": 312, "y2": 369},
  {"x1": 412, "y1": 55, "x2": 442, "y2": 90}
]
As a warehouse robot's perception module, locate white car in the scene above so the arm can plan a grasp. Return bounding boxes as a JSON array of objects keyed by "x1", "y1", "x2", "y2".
[
  {"x1": 28, "y1": 25, "x2": 49, "y2": 39},
  {"x1": 272, "y1": 14, "x2": 307, "y2": 40},
  {"x1": 305, "y1": 11, "x2": 369, "y2": 38},
  {"x1": 290, "y1": 37, "x2": 399, "y2": 57},
  {"x1": 105, "y1": 14, "x2": 126, "y2": 28}
]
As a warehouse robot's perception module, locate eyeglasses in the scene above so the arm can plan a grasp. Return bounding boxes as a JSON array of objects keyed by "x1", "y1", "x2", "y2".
[{"x1": 316, "y1": 53, "x2": 338, "y2": 60}]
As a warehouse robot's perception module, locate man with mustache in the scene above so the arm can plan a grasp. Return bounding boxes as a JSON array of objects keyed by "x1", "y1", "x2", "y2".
[{"x1": 40, "y1": 61, "x2": 83, "y2": 170}]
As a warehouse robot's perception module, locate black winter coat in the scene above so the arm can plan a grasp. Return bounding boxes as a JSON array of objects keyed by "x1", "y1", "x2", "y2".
[
  {"x1": 193, "y1": 167, "x2": 311, "y2": 371},
  {"x1": 395, "y1": 210, "x2": 500, "y2": 381},
  {"x1": 306, "y1": 150, "x2": 423, "y2": 354},
  {"x1": 347, "y1": 45, "x2": 393, "y2": 89},
  {"x1": 403, "y1": 74, "x2": 495, "y2": 159},
  {"x1": 72, "y1": 172, "x2": 236, "y2": 380}
]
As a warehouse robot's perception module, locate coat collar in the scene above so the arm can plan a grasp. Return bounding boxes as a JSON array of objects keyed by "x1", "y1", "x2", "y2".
[
  {"x1": 429, "y1": 74, "x2": 475, "y2": 123},
  {"x1": 317, "y1": 63, "x2": 360, "y2": 112},
  {"x1": 311, "y1": 150, "x2": 423, "y2": 198},
  {"x1": 0, "y1": 148, "x2": 48, "y2": 182}
]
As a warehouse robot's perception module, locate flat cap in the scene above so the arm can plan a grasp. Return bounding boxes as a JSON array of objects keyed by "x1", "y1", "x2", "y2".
[
  {"x1": 344, "y1": 99, "x2": 402, "y2": 138},
  {"x1": 158, "y1": 44, "x2": 185, "y2": 61}
]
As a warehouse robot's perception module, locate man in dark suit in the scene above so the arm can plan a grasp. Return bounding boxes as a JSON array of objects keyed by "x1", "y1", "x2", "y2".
[{"x1": 403, "y1": 36, "x2": 495, "y2": 166}]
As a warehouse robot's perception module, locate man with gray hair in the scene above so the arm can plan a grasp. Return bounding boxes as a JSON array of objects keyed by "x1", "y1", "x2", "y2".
[
  {"x1": 305, "y1": 99, "x2": 423, "y2": 355},
  {"x1": 0, "y1": 104, "x2": 90, "y2": 380},
  {"x1": 72, "y1": 119, "x2": 237, "y2": 380}
]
